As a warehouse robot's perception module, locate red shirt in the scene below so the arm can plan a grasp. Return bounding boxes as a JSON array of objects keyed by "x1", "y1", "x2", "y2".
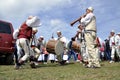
[{"x1": 18, "y1": 22, "x2": 32, "y2": 40}]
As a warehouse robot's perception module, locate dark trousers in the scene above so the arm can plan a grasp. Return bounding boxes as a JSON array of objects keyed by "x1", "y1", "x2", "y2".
[
  {"x1": 44, "y1": 54, "x2": 48, "y2": 62},
  {"x1": 105, "y1": 50, "x2": 111, "y2": 61},
  {"x1": 14, "y1": 45, "x2": 19, "y2": 65},
  {"x1": 68, "y1": 50, "x2": 77, "y2": 61}
]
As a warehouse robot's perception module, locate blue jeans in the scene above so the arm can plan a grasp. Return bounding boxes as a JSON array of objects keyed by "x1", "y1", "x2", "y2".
[
  {"x1": 105, "y1": 50, "x2": 111, "y2": 61},
  {"x1": 68, "y1": 50, "x2": 77, "y2": 61}
]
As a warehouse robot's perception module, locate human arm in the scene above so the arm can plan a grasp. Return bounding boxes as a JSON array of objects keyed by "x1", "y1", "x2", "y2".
[{"x1": 81, "y1": 13, "x2": 94, "y2": 26}]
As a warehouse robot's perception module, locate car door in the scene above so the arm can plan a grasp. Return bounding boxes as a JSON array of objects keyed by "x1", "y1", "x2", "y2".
[{"x1": 0, "y1": 21, "x2": 14, "y2": 52}]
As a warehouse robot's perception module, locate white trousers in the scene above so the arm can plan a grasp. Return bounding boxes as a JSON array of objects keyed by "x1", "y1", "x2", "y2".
[
  {"x1": 18, "y1": 38, "x2": 34, "y2": 61},
  {"x1": 85, "y1": 32, "x2": 100, "y2": 67},
  {"x1": 33, "y1": 47, "x2": 41, "y2": 54},
  {"x1": 111, "y1": 45, "x2": 120, "y2": 59},
  {"x1": 38, "y1": 54, "x2": 44, "y2": 61},
  {"x1": 16, "y1": 39, "x2": 22, "y2": 60}
]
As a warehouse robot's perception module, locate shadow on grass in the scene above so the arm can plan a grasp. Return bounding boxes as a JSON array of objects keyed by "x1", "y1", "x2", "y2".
[{"x1": 36, "y1": 62, "x2": 75, "y2": 68}]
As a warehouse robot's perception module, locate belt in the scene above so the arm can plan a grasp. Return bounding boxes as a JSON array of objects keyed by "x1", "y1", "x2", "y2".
[{"x1": 85, "y1": 30, "x2": 96, "y2": 33}]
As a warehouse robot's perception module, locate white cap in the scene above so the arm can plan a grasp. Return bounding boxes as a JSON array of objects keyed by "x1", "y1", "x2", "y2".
[
  {"x1": 87, "y1": 7, "x2": 94, "y2": 12},
  {"x1": 40, "y1": 36, "x2": 44, "y2": 38},
  {"x1": 57, "y1": 31, "x2": 61, "y2": 33},
  {"x1": 111, "y1": 30, "x2": 115, "y2": 33}
]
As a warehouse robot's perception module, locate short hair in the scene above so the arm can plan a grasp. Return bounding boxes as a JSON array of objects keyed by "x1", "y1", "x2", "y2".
[{"x1": 71, "y1": 37, "x2": 75, "y2": 41}]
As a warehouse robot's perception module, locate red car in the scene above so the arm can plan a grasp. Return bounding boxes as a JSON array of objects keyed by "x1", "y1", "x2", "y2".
[{"x1": 0, "y1": 20, "x2": 15, "y2": 64}]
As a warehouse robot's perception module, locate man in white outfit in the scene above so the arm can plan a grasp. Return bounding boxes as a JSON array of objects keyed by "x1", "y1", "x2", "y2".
[
  {"x1": 17, "y1": 16, "x2": 41, "y2": 69},
  {"x1": 115, "y1": 32, "x2": 120, "y2": 62},
  {"x1": 56, "y1": 31, "x2": 67, "y2": 65},
  {"x1": 37, "y1": 36, "x2": 46, "y2": 62},
  {"x1": 13, "y1": 29, "x2": 23, "y2": 69},
  {"x1": 57, "y1": 31, "x2": 67, "y2": 46},
  {"x1": 30, "y1": 28, "x2": 41, "y2": 57},
  {"x1": 110, "y1": 30, "x2": 120, "y2": 63},
  {"x1": 71, "y1": 7, "x2": 101, "y2": 68}
]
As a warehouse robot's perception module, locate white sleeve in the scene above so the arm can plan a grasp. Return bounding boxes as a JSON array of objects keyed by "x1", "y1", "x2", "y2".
[
  {"x1": 34, "y1": 35, "x2": 39, "y2": 46},
  {"x1": 118, "y1": 37, "x2": 120, "y2": 45},
  {"x1": 109, "y1": 36, "x2": 115, "y2": 47},
  {"x1": 109, "y1": 37, "x2": 112, "y2": 47},
  {"x1": 13, "y1": 29, "x2": 19, "y2": 39},
  {"x1": 60, "y1": 37, "x2": 67, "y2": 43},
  {"x1": 115, "y1": 35, "x2": 120, "y2": 45},
  {"x1": 26, "y1": 16, "x2": 41, "y2": 27},
  {"x1": 81, "y1": 13, "x2": 94, "y2": 26}
]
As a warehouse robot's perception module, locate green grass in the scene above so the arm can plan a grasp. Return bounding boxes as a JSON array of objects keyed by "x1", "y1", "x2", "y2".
[{"x1": 0, "y1": 61, "x2": 120, "y2": 80}]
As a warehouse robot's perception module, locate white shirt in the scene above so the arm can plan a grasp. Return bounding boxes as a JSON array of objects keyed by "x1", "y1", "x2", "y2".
[
  {"x1": 115, "y1": 35, "x2": 120, "y2": 46},
  {"x1": 30, "y1": 35, "x2": 39, "y2": 46},
  {"x1": 81, "y1": 12, "x2": 95, "y2": 26},
  {"x1": 60, "y1": 37, "x2": 67, "y2": 44},
  {"x1": 58, "y1": 36, "x2": 67, "y2": 47},
  {"x1": 109, "y1": 35, "x2": 115, "y2": 47}
]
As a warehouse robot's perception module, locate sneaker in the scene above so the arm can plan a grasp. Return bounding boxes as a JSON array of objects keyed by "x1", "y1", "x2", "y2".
[
  {"x1": 79, "y1": 61, "x2": 82, "y2": 64},
  {"x1": 76, "y1": 60, "x2": 80, "y2": 62},
  {"x1": 66, "y1": 60, "x2": 69, "y2": 63},
  {"x1": 109, "y1": 60, "x2": 114, "y2": 63},
  {"x1": 44, "y1": 62, "x2": 47, "y2": 64},
  {"x1": 34, "y1": 62, "x2": 39, "y2": 66}
]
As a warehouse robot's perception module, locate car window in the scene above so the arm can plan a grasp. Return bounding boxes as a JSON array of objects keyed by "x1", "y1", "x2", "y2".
[{"x1": 0, "y1": 22, "x2": 11, "y2": 34}]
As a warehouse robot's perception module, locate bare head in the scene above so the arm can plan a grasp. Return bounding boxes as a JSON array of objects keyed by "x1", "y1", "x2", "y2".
[
  {"x1": 28, "y1": 15, "x2": 34, "y2": 19},
  {"x1": 32, "y1": 28, "x2": 38, "y2": 34}
]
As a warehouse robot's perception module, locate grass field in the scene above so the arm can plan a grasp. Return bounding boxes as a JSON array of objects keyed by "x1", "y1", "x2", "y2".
[{"x1": 0, "y1": 61, "x2": 120, "y2": 80}]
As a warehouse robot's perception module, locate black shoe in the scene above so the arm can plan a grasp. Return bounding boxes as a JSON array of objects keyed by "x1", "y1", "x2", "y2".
[
  {"x1": 59, "y1": 61, "x2": 65, "y2": 65},
  {"x1": 14, "y1": 64, "x2": 22, "y2": 70},
  {"x1": 30, "y1": 62, "x2": 36, "y2": 68},
  {"x1": 14, "y1": 65, "x2": 20, "y2": 70}
]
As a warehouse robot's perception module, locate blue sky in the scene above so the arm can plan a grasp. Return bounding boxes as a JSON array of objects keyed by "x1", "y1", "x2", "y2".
[{"x1": 0, "y1": 0, "x2": 120, "y2": 42}]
